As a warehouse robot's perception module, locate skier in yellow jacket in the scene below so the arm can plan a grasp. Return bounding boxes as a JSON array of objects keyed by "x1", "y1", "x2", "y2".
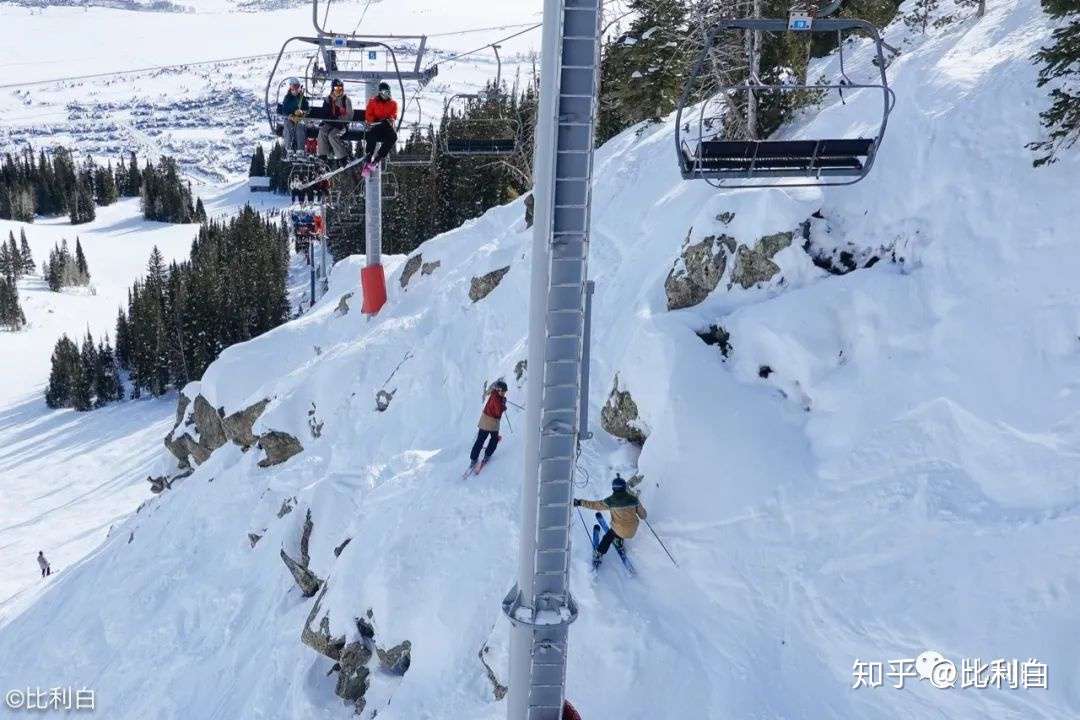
[{"x1": 573, "y1": 474, "x2": 646, "y2": 564}]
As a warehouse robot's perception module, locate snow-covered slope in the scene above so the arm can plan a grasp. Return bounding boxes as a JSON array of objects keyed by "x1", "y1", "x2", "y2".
[{"x1": 2, "y1": 1, "x2": 1079, "y2": 718}]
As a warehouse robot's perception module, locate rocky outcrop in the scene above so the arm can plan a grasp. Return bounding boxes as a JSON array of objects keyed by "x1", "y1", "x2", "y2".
[
  {"x1": 524, "y1": 192, "x2": 535, "y2": 228},
  {"x1": 335, "y1": 642, "x2": 372, "y2": 711},
  {"x1": 355, "y1": 612, "x2": 376, "y2": 641},
  {"x1": 278, "y1": 496, "x2": 296, "y2": 518},
  {"x1": 301, "y1": 586, "x2": 346, "y2": 660},
  {"x1": 281, "y1": 549, "x2": 322, "y2": 597},
  {"x1": 248, "y1": 532, "x2": 263, "y2": 548},
  {"x1": 665, "y1": 232, "x2": 736, "y2": 310},
  {"x1": 257, "y1": 431, "x2": 304, "y2": 468},
  {"x1": 222, "y1": 398, "x2": 270, "y2": 449},
  {"x1": 600, "y1": 374, "x2": 648, "y2": 446},
  {"x1": 147, "y1": 475, "x2": 169, "y2": 494},
  {"x1": 514, "y1": 359, "x2": 527, "y2": 384},
  {"x1": 731, "y1": 231, "x2": 792, "y2": 289},
  {"x1": 174, "y1": 393, "x2": 191, "y2": 431},
  {"x1": 300, "y1": 509, "x2": 314, "y2": 568},
  {"x1": 376, "y1": 640, "x2": 412, "y2": 676},
  {"x1": 469, "y1": 266, "x2": 511, "y2": 302},
  {"x1": 421, "y1": 260, "x2": 440, "y2": 276},
  {"x1": 192, "y1": 395, "x2": 227, "y2": 451},
  {"x1": 400, "y1": 253, "x2": 424, "y2": 288}
]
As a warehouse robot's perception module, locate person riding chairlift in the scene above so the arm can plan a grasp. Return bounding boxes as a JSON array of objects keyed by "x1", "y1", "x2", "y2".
[
  {"x1": 360, "y1": 82, "x2": 398, "y2": 178},
  {"x1": 317, "y1": 79, "x2": 354, "y2": 169},
  {"x1": 279, "y1": 77, "x2": 310, "y2": 157}
]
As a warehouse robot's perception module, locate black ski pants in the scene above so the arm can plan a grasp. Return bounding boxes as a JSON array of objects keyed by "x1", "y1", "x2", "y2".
[
  {"x1": 470, "y1": 429, "x2": 499, "y2": 464},
  {"x1": 364, "y1": 121, "x2": 398, "y2": 164},
  {"x1": 596, "y1": 528, "x2": 623, "y2": 556}
]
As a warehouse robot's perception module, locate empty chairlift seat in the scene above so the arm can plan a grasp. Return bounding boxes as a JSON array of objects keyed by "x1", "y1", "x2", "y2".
[
  {"x1": 688, "y1": 138, "x2": 876, "y2": 177},
  {"x1": 444, "y1": 137, "x2": 517, "y2": 155}
]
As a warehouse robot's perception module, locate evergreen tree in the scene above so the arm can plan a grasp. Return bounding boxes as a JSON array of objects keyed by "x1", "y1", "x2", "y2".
[
  {"x1": 0, "y1": 233, "x2": 15, "y2": 282},
  {"x1": 95, "y1": 336, "x2": 122, "y2": 405},
  {"x1": 124, "y1": 151, "x2": 142, "y2": 197},
  {"x1": 74, "y1": 237, "x2": 90, "y2": 283},
  {"x1": 95, "y1": 161, "x2": 119, "y2": 206},
  {"x1": 0, "y1": 276, "x2": 26, "y2": 330},
  {"x1": 44, "y1": 335, "x2": 80, "y2": 408},
  {"x1": 68, "y1": 174, "x2": 96, "y2": 224},
  {"x1": 249, "y1": 145, "x2": 267, "y2": 177},
  {"x1": 115, "y1": 306, "x2": 131, "y2": 370},
  {"x1": 194, "y1": 197, "x2": 207, "y2": 222},
  {"x1": 19, "y1": 229, "x2": 35, "y2": 275},
  {"x1": 1030, "y1": 0, "x2": 1080, "y2": 166}
]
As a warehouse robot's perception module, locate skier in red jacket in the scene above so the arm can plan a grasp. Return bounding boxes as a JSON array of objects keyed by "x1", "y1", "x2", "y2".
[
  {"x1": 360, "y1": 82, "x2": 398, "y2": 177},
  {"x1": 469, "y1": 380, "x2": 508, "y2": 471}
]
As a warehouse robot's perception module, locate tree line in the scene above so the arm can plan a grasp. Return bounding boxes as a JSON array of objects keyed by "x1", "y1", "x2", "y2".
[
  {"x1": 1, "y1": 147, "x2": 205, "y2": 225},
  {"x1": 44, "y1": 206, "x2": 289, "y2": 409}
]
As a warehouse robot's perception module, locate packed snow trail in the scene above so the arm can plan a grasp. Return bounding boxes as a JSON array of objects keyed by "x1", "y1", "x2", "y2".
[{"x1": 1, "y1": 1, "x2": 1079, "y2": 719}]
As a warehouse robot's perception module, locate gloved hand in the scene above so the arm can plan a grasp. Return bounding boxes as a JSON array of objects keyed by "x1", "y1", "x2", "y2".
[
  {"x1": 572, "y1": 499, "x2": 581, "y2": 507},
  {"x1": 291, "y1": 111, "x2": 306, "y2": 121}
]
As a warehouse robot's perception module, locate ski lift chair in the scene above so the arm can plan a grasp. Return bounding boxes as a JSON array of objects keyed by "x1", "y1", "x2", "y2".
[
  {"x1": 443, "y1": 93, "x2": 520, "y2": 157},
  {"x1": 391, "y1": 122, "x2": 436, "y2": 167},
  {"x1": 675, "y1": 14, "x2": 896, "y2": 188}
]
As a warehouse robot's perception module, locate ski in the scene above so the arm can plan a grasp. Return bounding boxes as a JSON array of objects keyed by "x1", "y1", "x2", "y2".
[
  {"x1": 591, "y1": 523, "x2": 603, "y2": 571},
  {"x1": 596, "y1": 512, "x2": 635, "y2": 576},
  {"x1": 298, "y1": 156, "x2": 369, "y2": 190}
]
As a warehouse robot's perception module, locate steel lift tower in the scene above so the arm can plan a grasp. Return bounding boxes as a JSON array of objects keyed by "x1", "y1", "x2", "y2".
[{"x1": 502, "y1": 0, "x2": 603, "y2": 717}]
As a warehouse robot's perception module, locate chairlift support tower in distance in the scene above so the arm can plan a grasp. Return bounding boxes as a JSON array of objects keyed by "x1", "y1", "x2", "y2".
[{"x1": 504, "y1": 0, "x2": 603, "y2": 719}]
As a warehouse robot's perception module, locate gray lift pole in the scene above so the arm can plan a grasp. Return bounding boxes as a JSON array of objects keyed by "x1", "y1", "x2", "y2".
[{"x1": 503, "y1": 0, "x2": 603, "y2": 717}]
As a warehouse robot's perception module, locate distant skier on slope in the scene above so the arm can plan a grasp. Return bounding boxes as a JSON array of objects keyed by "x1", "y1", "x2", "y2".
[
  {"x1": 359, "y1": 82, "x2": 398, "y2": 178},
  {"x1": 37, "y1": 551, "x2": 51, "y2": 577},
  {"x1": 469, "y1": 380, "x2": 508, "y2": 472},
  {"x1": 574, "y1": 474, "x2": 646, "y2": 565}
]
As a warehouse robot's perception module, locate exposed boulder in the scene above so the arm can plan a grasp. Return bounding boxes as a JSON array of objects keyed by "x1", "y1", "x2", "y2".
[
  {"x1": 163, "y1": 432, "x2": 192, "y2": 469},
  {"x1": 355, "y1": 612, "x2": 376, "y2": 641},
  {"x1": 333, "y1": 537, "x2": 352, "y2": 557},
  {"x1": 257, "y1": 431, "x2": 304, "y2": 468},
  {"x1": 301, "y1": 586, "x2": 346, "y2": 660},
  {"x1": 307, "y1": 403, "x2": 324, "y2": 439},
  {"x1": 192, "y1": 395, "x2": 227, "y2": 451},
  {"x1": 335, "y1": 641, "x2": 372, "y2": 708},
  {"x1": 421, "y1": 260, "x2": 441, "y2": 276},
  {"x1": 479, "y1": 642, "x2": 508, "y2": 701},
  {"x1": 375, "y1": 389, "x2": 395, "y2": 412},
  {"x1": 732, "y1": 231, "x2": 792, "y2": 289},
  {"x1": 147, "y1": 475, "x2": 169, "y2": 494},
  {"x1": 248, "y1": 532, "x2": 262, "y2": 548},
  {"x1": 696, "y1": 324, "x2": 732, "y2": 357},
  {"x1": 376, "y1": 640, "x2": 412, "y2": 676},
  {"x1": 400, "y1": 253, "x2": 423, "y2": 289},
  {"x1": 600, "y1": 374, "x2": 648, "y2": 446},
  {"x1": 469, "y1": 266, "x2": 511, "y2": 303},
  {"x1": 174, "y1": 432, "x2": 211, "y2": 466},
  {"x1": 300, "y1": 509, "x2": 314, "y2": 568},
  {"x1": 514, "y1": 359, "x2": 527, "y2": 384},
  {"x1": 335, "y1": 292, "x2": 354, "y2": 317},
  {"x1": 223, "y1": 398, "x2": 270, "y2": 449},
  {"x1": 278, "y1": 496, "x2": 296, "y2": 518},
  {"x1": 665, "y1": 232, "x2": 736, "y2": 310},
  {"x1": 524, "y1": 192, "x2": 535, "y2": 228},
  {"x1": 173, "y1": 393, "x2": 191, "y2": 430},
  {"x1": 280, "y1": 549, "x2": 323, "y2": 597}
]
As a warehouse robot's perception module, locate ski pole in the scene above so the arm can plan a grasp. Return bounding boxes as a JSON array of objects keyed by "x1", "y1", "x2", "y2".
[
  {"x1": 504, "y1": 413, "x2": 513, "y2": 434},
  {"x1": 506, "y1": 399, "x2": 525, "y2": 410},
  {"x1": 644, "y1": 518, "x2": 679, "y2": 567}
]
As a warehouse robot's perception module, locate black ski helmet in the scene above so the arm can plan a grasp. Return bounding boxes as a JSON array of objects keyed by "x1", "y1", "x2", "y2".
[
  {"x1": 611, "y1": 474, "x2": 627, "y2": 492},
  {"x1": 492, "y1": 380, "x2": 508, "y2": 392},
  {"x1": 378, "y1": 81, "x2": 391, "y2": 93},
  {"x1": 331, "y1": 78, "x2": 344, "y2": 89}
]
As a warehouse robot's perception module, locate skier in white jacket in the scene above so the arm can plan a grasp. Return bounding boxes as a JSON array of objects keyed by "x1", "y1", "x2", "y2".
[{"x1": 37, "y1": 551, "x2": 51, "y2": 577}]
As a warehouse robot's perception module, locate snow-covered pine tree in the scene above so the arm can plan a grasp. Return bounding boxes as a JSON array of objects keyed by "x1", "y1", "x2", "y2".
[
  {"x1": 0, "y1": 234, "x2": 15, "y2": 282},
  {"x1": 1030, "y1": 0, "x2": 1079, "y2": 166}
]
